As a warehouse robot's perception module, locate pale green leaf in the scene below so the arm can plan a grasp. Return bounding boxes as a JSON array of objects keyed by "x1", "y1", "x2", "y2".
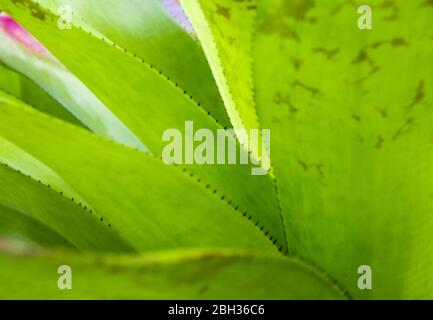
[
  {"x1": 0, "y1": 27, "x2": 147, "y2": 152},
  {"x1": 0, "y1": 64, "x2": 81, "y2": 125}
]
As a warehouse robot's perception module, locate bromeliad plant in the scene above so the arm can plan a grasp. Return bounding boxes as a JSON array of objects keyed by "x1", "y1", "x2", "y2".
[{"x1": 0, "y1": 0, "x2": 431, "y2": 299}]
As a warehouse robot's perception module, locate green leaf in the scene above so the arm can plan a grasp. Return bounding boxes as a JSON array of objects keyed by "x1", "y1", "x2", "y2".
[
  {"x1": 0, "y1": 64, "x2": 82, "y2": 125},
  {"x1": 0, "y1": 134, "x2": 88, "y2": 206},
  {"x1": 0, "y1": 92, "x2": 278, "y2": 253},
  {"x1": 0, "y1": 63, "x2": 20, "y2": 95},
  {"x1": 0, "y1": 246, "x2": 346, "y2": 299},
  {"x1": 180, "y1": 0, "x2": 268, "y2": 165},
  {"x1": 39, "y1": 0, "x2": 231, "y2": 128},
  {"x1": 0, "y1": 0, "x2": 286, "y2": 249},
  {"x1": 0, "y1": 27, "x2": 147, "y2": 152},
  {"x1": 0, "y1": 204, "x2": 73, "y2": 248},
  {"x1": 254, "y1": 0, "x2": 433, "y2": 298},
  {"x1": 0, "y1": 163, "x2": 134, "y2": 252}
]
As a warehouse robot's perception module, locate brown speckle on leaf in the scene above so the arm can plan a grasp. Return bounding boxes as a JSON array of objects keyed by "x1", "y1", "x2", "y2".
[
  {"x1": 390, "y1": 37, "x2": 409, "y2": 47},
  {"x1": 405, "y1": 80, "x2": 425, "y2": 112},
  {"x1": 376, "y1": 108, "x2": 388, "y2": 118},
  {"x1": 370, "y1": 41, "x2": 387, "y2": 49},
  {"x1": 274, "y1": 92, "x2": 298, "y2": 113},
  {"x1": 297, "y1": 158, "x2": 309, "y2": 171},
  {"x1": 216, "y1": 4, "x2": 231, "y2": 19},
  {"x1": 376, "y1": 136, "x2": 384, "y2": 149},
  {"x1": 352, "y1": 114, "x2": 361, "y2": 122},
  {"x1": 285, "y1": 0, "x2": 315, "y2": 21},
  {"x1": 227, "y1": 36, "x2": 236, "y2": 45},
  {"x1": 257, "y1": 0, "x2": 315, "y2": 39},
  {"x1": 352, "y1": 49, "x2": 374, "y2": 67},
  {"x1": 379, "y1": 0, "x2": 399, "y2": 20},
  {"x1": 292, "y1": 58, "x2": 303, "y2": 70},
  {"x1": 12, "y1": 0, "x2": 51, "y2": 21},
  {"x1": 312, "y1": 47, "x2": 340, "y2": 59},
  {"x1": 393, "y1": 118, "x2": 414, "y2": 141},
  {"x1": 290, "y1": 79, "x2": 320, "y2": 96},
  {"x1": 316, "y1": 164, "x2": 325, "y2": 179}
]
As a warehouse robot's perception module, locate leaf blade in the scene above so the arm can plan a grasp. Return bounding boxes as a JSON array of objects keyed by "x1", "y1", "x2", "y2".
[
  {"x1": 0, "y1": 246, "x2": 346, "y2": 299},
  {"x1": 254, "y1": 0, "x2": 433, "y2": 298},
  {"x1": 0, "y1": 0, "x2": 286, "y2": 248},
  {"x1": 0, "y1": 92, "x2": 278, "y2": 253},
  {"x1": 0, "y1": 163, "x2": 134, "y2": 252}
]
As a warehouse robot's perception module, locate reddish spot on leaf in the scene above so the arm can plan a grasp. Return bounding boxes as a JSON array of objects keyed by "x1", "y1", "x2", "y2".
[{"x1": 0, "y1": 12, "x2": 47, "y2": 55}]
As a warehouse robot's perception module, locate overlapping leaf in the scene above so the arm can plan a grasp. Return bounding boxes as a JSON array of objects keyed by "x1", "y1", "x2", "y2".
[
  {"x1": 0, "y1": 0, "x2": 287, "y2": 250},
  {"x1": 0, "y1": 64, "x2": 81, "y2": 125},
  {"x1": 180, "y1": 0, "x2": 263, "y2": 160},
  {"x1": 0, "y1": 204, "x2": 73, "y2": 248},
  {"x1": 0, "y1": 23, "x2": 147, "y2": 151},
  {"x1": 40, "y1": 0, "x2": 230, "y2": 127},
  {"x1": 180, "y1": 0, "x2": 433, "y2": 299},
  {"x1": 0, "y1": 164, "x2": 134, "y2": 252},
  {"x1": 0, "y1": 92, "x2": 277, "y2": 253},
  {"x1": 1, "y1": 0, "x2": 431, "y2": 300}
]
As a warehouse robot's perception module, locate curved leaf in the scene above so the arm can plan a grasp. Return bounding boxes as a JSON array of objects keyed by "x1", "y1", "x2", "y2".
[
  {"x1": 0, "y1": 135, "x2": 87, "y2": 205},
  {"x1": 180, "y1": 0, "x2": 271, "y2": 169},
  {"x1": 0, "y1": 63, "x2": 20, "y2": 96},
  {"x1": 0, "y1": 204, "x2": 73, "y2": 248},
  {"x1": 40, "y1": 0, "x2": 230, "y2": 127},
  {"x1": 0, "y1": 164, "x2": 134, "y2": 252},
  {"x1": 0, "y1": 246, "x2": 346, "y2": 299},
  {"x1": 0, "y1": 0, "x2": 286, "y2": 249},
  {"x1": 0, "y1": 93, "x2": 278, "y2": 253},
  {"x1": 0, "y1": 64, "x2": 81, "y2": 125},
  {"x1": 0, "y1": 25, "x2": 148, "y2": 152}
]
